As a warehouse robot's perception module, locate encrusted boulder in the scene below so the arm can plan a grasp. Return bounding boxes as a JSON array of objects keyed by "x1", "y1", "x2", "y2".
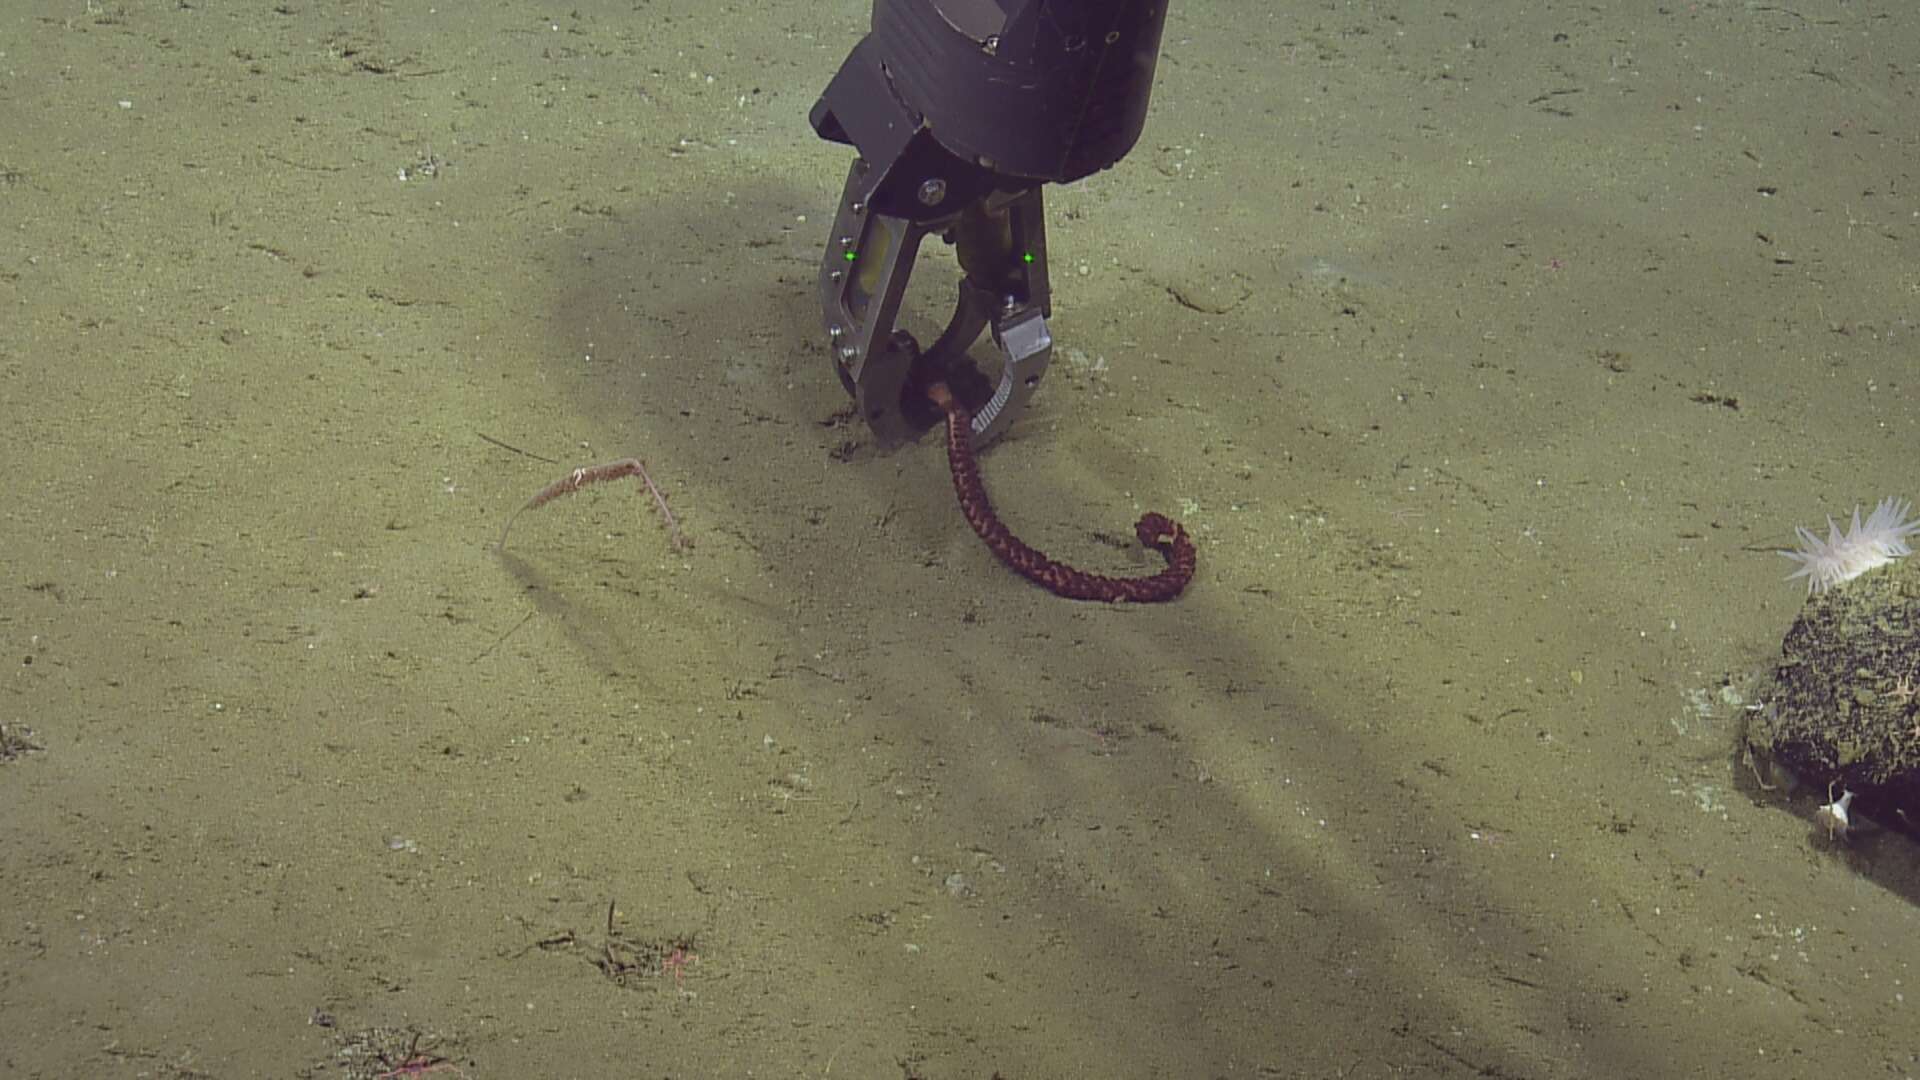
[{"x1": 1747, "y1": 551, "x2": 1920, "y2": 835}]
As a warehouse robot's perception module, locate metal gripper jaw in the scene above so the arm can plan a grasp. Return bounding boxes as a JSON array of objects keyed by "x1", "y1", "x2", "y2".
[{"x1": 817, "y1": 163, "x2": 1053, "y2": 449}]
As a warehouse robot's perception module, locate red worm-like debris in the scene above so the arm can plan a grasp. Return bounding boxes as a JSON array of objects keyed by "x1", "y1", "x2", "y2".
[{"x1": 928, "y1": 383, "x2": 1196, "y2": 603}]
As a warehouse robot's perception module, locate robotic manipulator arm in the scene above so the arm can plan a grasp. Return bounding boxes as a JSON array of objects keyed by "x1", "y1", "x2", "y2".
[{"x1": 810, "y1": 0, "x2": 1170, "y2": 448}]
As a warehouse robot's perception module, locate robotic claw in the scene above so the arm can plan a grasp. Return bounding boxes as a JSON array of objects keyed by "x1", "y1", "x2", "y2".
[{"x1": 809, "y1": 0, "x2": 1170, "y2": 448}]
